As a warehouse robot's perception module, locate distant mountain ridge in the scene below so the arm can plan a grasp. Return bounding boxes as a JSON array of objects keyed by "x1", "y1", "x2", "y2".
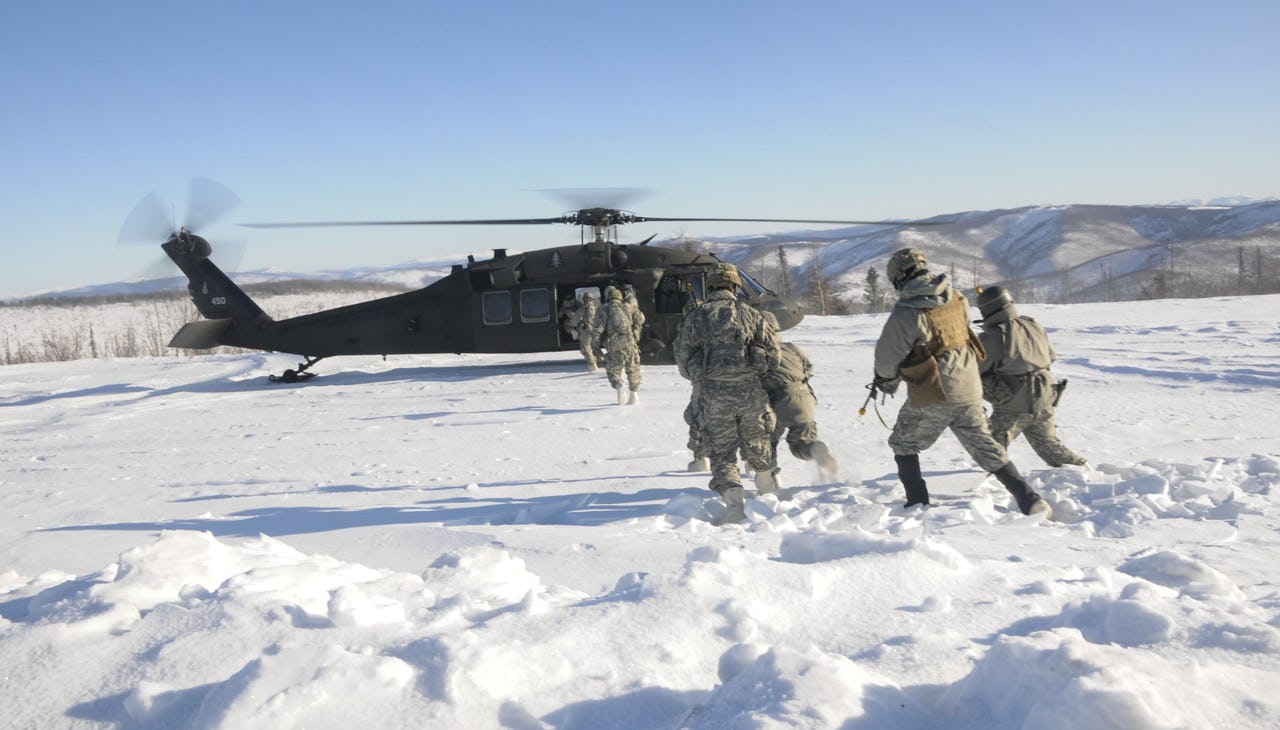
[
  {"x1": 11, "y1": 201, "x2": 1279, "y2": 305},
  {"x1": 687, "y1": 200, "x2": 1280, "y2": 305}
]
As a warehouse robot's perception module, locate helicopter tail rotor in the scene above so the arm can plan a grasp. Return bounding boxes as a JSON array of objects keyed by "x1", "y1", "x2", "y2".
[
  {"x1": 117, "y1": 191, "x2": 175, "y2": 246},
  {"x1": 183, "y1": 177, "x2": 240, "y2": 235},
  {"x1": 118, "y1": 178, "x2": 240, "y2": 246},
  {"x1": 118, "y1": 178, "x2": 245, "y2": 279}
]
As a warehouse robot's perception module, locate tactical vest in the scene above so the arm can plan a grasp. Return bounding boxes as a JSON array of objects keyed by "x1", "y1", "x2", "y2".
[
  {"x1": 898, "y1": 292, "x2": 984, "y2": 406},
  {"x1": 900, "y1": 292, "x2": 983, "y2": 370},
  {"x1": 701, "y1": 300, "x2": 757, "y2": 380},
  {"x1": 924, "y1": 293, "x2": 973, "y2": 354}
]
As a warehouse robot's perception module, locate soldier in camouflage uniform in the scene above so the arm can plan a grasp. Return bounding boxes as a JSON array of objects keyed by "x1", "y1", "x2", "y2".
[
  {"x1": 674, "y1": 264, "x2": 782, "y2": 523},
  {"x1": 976, "y1": 285, "x2": 1087, "y2": 467},
  {"x1": 873, "y1": 248, "x2": 1051, "y2": 517},
  {"x1": 621, "y1": 283, "x2": 647, "y2": 369},
  {"x1": 673, "y1": 295, "x2": 710, "y2": 472},
  {"x1": 763, "y1": 339, "x2": 838, "y2": 477},
  {"x1": 598, "y1": 286, "x2": 644, "y2": 405},
  {"x1": 575, "y1": 292, "x2": 603, "y2": 372}
]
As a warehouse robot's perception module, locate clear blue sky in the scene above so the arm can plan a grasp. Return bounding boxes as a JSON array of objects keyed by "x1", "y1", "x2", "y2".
[{"x1": 2, "y1": 0, "x2": 1277, "y2": 296}]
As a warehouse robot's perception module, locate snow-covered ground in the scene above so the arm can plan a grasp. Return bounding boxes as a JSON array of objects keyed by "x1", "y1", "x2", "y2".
[{"x1": 2, "y1": 295, "x2": 1278, "y2": 729}]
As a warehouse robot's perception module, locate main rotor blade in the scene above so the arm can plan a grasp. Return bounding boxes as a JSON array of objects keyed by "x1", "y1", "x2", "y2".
[
  {"x1": 241, "y1": 212, "x2": 954, "y2": 229},
  {"x1": 185, "y1": 177, "x2": 241, "y2": 233},
  {"x1": 241, "y1": 217, "x2": 569, "y2": 229},
  {"x1": 632, "y1": 216, "x2": 943, "y2": 226}
]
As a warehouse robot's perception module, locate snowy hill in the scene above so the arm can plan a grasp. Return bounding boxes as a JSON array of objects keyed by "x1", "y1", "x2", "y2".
[
  {"x1": 30, "y1": 256, "x2": 460, "y2": 301},
  {"x1": 2, "y1": 295, "x2": 1278, "y2": 728},
  {"x1": 8, "y1": 201, "x2": 1278, "y2": 306},
  {"x1": 689, "y1": 201, "x2": 1280, "y2": 305}
]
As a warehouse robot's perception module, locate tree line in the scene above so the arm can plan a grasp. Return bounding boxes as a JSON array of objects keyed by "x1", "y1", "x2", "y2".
[
  {"x1": 744, "y1": 243, "x2": 1279, "y2": 314},
  {"x1": 1, "y1": 280, "x2": 408, "y2": 366}
]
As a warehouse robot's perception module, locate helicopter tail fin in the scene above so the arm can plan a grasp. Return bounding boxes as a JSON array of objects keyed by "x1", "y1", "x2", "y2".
[
  {"x1": 162, "y1": 233, "x2": 272, "y2": 349},
  {"x1": 168, "y1": 318, "x2": 234, "y2": 349}
]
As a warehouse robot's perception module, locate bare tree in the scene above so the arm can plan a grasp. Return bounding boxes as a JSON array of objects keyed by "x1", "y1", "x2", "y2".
[
  {"x1": 809, "y1": 253, "x2": 829, "y2": 315},
  {"x1": 775, "y1": 246, "x2": 792, "y2": 298}
]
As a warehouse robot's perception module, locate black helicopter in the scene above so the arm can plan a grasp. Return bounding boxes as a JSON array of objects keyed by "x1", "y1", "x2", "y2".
[{"x1": 127, "y1": 183, "x2": 926, "y2": 381}]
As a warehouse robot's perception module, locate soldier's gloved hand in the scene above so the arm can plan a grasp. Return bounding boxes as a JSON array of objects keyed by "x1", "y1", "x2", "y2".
[{"x1": 873, "y1": 374, "x2": 900, "y2": 395}]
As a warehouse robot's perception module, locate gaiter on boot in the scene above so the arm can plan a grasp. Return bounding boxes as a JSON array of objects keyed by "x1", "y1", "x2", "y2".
[{"x1": 894, "y1": 454, "x2": 930, "y2": 507}]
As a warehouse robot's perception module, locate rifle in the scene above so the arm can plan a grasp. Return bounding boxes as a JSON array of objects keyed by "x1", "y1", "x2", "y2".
[{"x1": 859, "y1": 379, "x2": 893, "y2": 428}]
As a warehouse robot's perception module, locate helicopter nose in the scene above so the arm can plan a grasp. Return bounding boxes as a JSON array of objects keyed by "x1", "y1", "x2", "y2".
[{"x1": 760, "y1": 298, "x2": 805, "y2": 330}]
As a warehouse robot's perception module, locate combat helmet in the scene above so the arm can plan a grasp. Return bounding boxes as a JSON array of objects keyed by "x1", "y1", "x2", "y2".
[
  {"x1": 706, "y1": 263, "x2": 741, "y2": 290},
  {"x1": 886, "y1": 248, "x2": 928, "y2": 289},
  {"x1": 976, "y1": 285, "x2": 1014, "y2": 319},
  {"x1": 605, "y1": 285, "x2": 622, "y2": 301}
]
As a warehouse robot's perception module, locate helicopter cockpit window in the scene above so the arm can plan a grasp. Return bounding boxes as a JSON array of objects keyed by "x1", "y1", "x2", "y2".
[
  {"x1": 737, "y1": 269, "x2": 769, "y2": 297},
  {"x1": 519, "y1": 289, "x2": 551, "y2": 323},
  {"x1": 656, "y1": 274, "x2": 704, "y2": 314},
  {"x1": 482, "y1": 291, "x2": 512, "y2": 325}
]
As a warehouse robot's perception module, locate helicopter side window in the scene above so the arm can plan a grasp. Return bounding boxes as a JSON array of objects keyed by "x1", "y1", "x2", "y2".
[
  {"x1": 482, "y1": 291, "x2": 512, "y2": 325},
  {"x1": 519, "y1": 289, "x2": 551, "y2": 323}
]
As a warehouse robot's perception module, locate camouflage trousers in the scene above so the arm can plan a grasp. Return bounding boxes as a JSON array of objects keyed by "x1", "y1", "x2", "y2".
[
  {"x1": 699, "y1": 379, "x2": 776, "y2": 494},
  {"x1": 578, "y1": 334, "x2": 601, "y2": 369},
  {"x1": 684, "y1": 382, "x2": 706, "y2": 458},
  {"x1": 989, "y1": 407, "x2": 1086, "y2": 467},
  {"x1": 603, "y1": 343, "x2": 641, "y2": 391},
  {"x1": 888, "y1": 401, "x2": 1009, "y2": 473}
]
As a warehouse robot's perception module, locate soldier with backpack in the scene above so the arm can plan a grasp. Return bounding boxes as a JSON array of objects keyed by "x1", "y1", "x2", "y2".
[
  {"x1": 872, "y1": 248, "x2": 1052, "y2": 518},
  {"x1": 674, "y1": 264, "x2": 782, "y2": 523},
  {"x1": 598, "y1": 286, "x2": 644, "y2": 405},
  {"x1": 975, "y1": 285, "x2": 1087, "y2": 468}
]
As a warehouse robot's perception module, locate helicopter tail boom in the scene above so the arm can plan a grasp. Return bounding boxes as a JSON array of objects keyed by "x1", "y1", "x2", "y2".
[{"x1": 162, "y1": 232, "x2": 273, "y2": 350}]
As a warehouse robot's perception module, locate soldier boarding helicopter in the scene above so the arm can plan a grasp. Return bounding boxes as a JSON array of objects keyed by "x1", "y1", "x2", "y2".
[{"x1": 125, "y1": 181, "x2": 935, "y2": 381}]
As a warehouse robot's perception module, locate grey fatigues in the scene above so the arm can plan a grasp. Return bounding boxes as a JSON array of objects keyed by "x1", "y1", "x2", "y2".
[
  {"x1": 978, "y1": 305, "x2": 1086, "y2": 467},
  {"x1": 674, "y1": 300, "x2": 706, "y2": 459},
  {"x1": 674, "y1": 289, "x2": 781, "y2": 494},
  {"x1": 763, "y1": 342, "x2": 820, "y2": 460},
  {"x1": 599, "y1": 297, "x2": 643, "y2": 392},
  {"x1": 874, "y1": 273, "x2": 1011, "y2": 472},
  {"x1": 576, "y1": 296, "x2": 602, "y2": 369}
]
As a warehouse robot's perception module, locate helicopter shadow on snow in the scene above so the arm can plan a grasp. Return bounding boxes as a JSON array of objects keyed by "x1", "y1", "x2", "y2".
[
  {"x1": 276, "y1": 358, "x2": 601, "y2": 387},
  {"x1": 39, "y1": 480, "x2": 701, "y2": 538},
  {"x1": 0, "y1": 357, "x2": 601, "y2": 408}
]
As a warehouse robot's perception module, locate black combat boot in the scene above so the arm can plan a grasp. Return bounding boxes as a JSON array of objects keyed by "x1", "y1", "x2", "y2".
[
  {"x1": 993, "y1": 462, "x2": 1052, "y2": 518},
  {"x1": 894, "y1": 454, "x2": 930, "y2": 508}
]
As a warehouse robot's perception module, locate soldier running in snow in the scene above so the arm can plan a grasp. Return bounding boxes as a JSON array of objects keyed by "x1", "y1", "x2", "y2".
[
  {"x1": 762, "y1": 338, "x2": 838, "y2": 478},
  {"x1": 673, "y1": 291, "x2": 710, "y2": 472},
  {"x1": 975, "y1": 285, "x2": 1087, "y2": 468},
  {"x1": 674, "y1": 264, "x2": 781, "y2": 523},
  {"x1": 872, "y1": 248, "x2": 1052, "y2": 518},
  {"x1": 621, "y1": 283, "x2": 647, "y2": 371},
  {"x1": 598, "y1": 286, "x2": 644, "y2": 405}
]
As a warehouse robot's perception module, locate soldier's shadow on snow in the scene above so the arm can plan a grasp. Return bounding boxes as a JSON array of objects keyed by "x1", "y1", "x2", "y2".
[{"x1": 40, "y1": 486, "x2": 695, "y2": 537}]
